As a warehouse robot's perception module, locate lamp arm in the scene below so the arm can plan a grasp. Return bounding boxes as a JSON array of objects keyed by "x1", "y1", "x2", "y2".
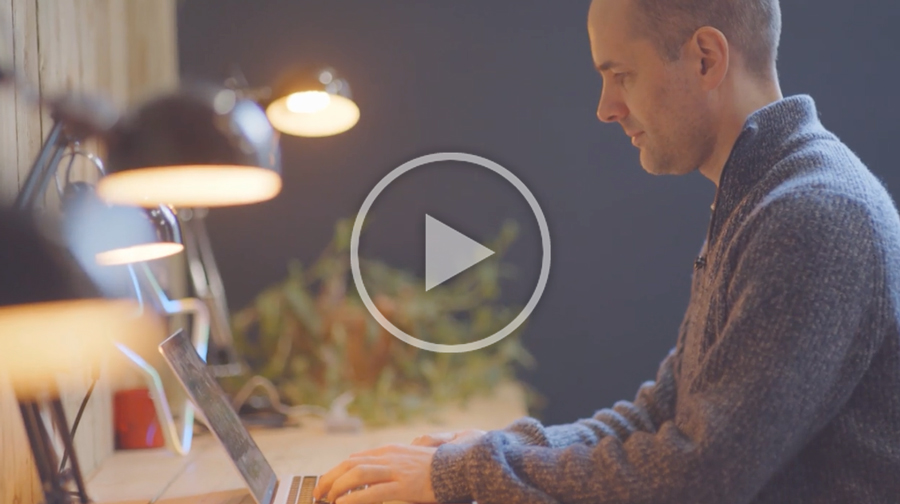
[
  {"x1": 195, "y1": 213, "x2": 231, "y2": 334},
  {"x1": 13, "y1": 121, "x2": 67, "y2": 212},
  {"x1": 186, "y1": 212, "x2": 234, "y2": 347},
  {"x1": 12, "y1": 91, "x2": 116, "y2": 213},
  {"x1": 184, "y1": 212, "x2": 243, "y2": 376}
]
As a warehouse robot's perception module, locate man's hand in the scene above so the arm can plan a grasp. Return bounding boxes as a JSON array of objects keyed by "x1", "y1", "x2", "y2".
[
  {"x1": 313, "y1": 444, "x2": 438, "y2": 504},
  {"x1": 411, "y1": 429, "x2": 486, "y2": 448}
]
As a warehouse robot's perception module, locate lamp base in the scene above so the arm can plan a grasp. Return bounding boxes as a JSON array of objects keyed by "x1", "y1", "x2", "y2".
[{"x1": 18, "y1": 396, "x2": 90, "y2": 504}]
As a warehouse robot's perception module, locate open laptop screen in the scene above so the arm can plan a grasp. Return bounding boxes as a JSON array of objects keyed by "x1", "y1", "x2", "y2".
[{"x1": 159, "y1": 330, "x2": 278, "y2": 504}]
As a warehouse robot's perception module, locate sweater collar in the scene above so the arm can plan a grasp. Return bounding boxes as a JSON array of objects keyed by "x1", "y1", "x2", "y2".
[{"x1": 708, "y1": 94, "x2": 821, "y2": 245}]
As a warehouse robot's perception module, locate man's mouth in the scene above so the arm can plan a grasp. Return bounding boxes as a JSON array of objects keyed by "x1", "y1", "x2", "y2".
[{"x1": 630, "y1": 132, "x2": 644, "y2": 147}]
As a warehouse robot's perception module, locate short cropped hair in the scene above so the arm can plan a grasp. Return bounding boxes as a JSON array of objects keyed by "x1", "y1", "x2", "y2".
[{"x1": 629, "y1": 0, "x2": 782, "y2": 78}]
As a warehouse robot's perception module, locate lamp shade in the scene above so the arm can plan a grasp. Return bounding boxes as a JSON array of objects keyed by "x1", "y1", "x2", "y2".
[
  {"x1": 265, "y1": 67, "x2": 360, "y2": 137},
  {"x1": 96, "y1": 86, "x2": 282, "y2": 208},
  {"x1": 62, "y1": 181, "x2": 184, "y2": 266},
  {"x1": 0, "y1": 209, "x2": 164, "y2": 398}
]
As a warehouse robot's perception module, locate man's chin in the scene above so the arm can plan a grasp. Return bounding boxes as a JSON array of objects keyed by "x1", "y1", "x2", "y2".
[
  {"x1": 639, "y1": 153, "x2": 692, "y2": 176},
  {"x1": 638, "y1": 152, "x2": 665, "y2": 175}
]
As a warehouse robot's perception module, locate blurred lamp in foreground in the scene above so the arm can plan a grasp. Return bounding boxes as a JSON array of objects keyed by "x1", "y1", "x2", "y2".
[
  {"x1": 97, "y1": 86, "x2": 282, "y2": 208},
  {"x1": 265, "y1": 67, "x2": 360, "y2": 137},
  {"x1": 0, "y1": 209, "x2": 163, "y2": 504},
  {"x1": 0, "y1": 299, "x2": 163, "y2": 396}
]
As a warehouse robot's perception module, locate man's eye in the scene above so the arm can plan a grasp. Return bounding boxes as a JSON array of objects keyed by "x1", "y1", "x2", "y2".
[{"x1": 614, "y1": 72, "x2": 628, "y2": 84}]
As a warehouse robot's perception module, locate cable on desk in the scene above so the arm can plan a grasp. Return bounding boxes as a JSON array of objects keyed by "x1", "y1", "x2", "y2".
[{"x1": 60, "y1": 378, "x2": 97, "y2": 473}]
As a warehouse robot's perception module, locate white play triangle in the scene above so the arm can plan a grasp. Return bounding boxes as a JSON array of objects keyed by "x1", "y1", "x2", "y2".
[{"x1": 425, "y1": 214, "x2": 495, "y2": 291}]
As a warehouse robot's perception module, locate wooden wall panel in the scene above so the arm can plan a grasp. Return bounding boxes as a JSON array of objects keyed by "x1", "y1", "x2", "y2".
[
  {"x1": 11, "y1": 0, "x2": 41, "y2": 208},
  {"x1": 1, "y1": 2, "x2": 47, "y2": 502},
  {"x1": 0, "y1": 1, "x2": 178, "y2": 502},
  {"x1": 0, "y1": 0, "x2": 16, "y2": 203}
]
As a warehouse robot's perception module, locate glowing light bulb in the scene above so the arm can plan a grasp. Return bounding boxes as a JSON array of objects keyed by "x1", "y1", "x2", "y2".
[{"x1": 286, "y1": 91, "x2": 331, "y2": 114}]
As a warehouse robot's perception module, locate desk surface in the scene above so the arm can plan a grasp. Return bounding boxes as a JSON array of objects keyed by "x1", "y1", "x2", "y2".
[{"x1": 89, "y1": 383, "x2": 527, "y2": 504}]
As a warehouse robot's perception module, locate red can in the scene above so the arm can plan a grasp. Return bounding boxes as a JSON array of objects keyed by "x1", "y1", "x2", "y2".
[{"x1": 114, "y1": 388, "x2": 164, "y2": 449}]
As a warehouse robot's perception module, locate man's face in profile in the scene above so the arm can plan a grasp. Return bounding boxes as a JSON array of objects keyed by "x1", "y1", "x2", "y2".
[{"x1": 588, "y1": 0, "x2": 716, "y2": 177}]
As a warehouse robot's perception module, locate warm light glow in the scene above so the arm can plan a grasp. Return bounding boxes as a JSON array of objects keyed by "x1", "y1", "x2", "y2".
[
  {"x1": 266, "y1": 93, "x2": 360, "y2": 137},
  {"x1": 96, "y1": 242, "x2": 184, "y2": 266},
  {"x1": 286, "y1": 91, "x2": 331, "y2": 113},
  {"x1": 96, "y1": 165, "x2": 282, "y2": 208},
  {"x1": 0, "y1": 299, "x2": 164, "y2": 398}
]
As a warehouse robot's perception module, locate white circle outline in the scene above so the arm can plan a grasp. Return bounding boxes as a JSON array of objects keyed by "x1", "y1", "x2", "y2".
[{"x1": 350, "y1": 152, "x2": 551, "y2": 353}]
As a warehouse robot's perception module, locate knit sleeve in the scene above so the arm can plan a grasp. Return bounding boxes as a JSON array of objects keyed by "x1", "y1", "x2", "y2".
[
  {"x1": 430, "y1": 192, "x2": 883, "y2": 504},
  {"x1": 498, "y1": 347, "x2": 677, "y2": 449}
]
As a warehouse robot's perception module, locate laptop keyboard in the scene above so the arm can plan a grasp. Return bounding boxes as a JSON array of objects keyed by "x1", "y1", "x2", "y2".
[
  {"x1": 285, "y1": 476, "x2": 476, "y2": 504},
  {"x1": 287, "y1": 476, "x2": 375, "y2": 504},
  {"x1": 285, "y1": 475, "x2": 318, "y2": 504}
]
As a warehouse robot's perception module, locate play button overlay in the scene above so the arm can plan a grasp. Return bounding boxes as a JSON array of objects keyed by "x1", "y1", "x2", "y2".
[
  {"x1": 351, "y1": 152, "x2": 551, "y2": 354},
  {"x1": 425, "y1": 215, "x2": 495, "y2": 291}
]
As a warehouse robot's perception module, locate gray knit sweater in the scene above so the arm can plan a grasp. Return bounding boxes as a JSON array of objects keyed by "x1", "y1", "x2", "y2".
[{"x1": 431, "y1": 95, "x2": 900, "y2": 503}]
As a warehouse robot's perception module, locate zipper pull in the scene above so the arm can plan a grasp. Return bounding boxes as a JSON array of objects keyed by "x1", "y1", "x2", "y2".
[
  {"x1": 694, "y1": 255, "x2": 707, "y2": 270},
  {"x1": 697, "y1": 192, "x2": 718, "y2": 271}
]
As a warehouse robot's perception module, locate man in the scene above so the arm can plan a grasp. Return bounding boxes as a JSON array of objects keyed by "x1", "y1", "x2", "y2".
[{"x1": 314, "y1": 0, "x2": 900, "y2": 502}]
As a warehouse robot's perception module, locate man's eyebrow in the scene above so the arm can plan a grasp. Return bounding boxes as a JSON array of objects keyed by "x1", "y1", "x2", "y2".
[{"x1": 596, "y1": 60, "x2": 623, "y2": 73}]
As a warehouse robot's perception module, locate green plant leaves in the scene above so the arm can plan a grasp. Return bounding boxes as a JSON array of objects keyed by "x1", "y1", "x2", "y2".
[{"x1": 225, "y1": 218, "x2": 538, "y2": 426}]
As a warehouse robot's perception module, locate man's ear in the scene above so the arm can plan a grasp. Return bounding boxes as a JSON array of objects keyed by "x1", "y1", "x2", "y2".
[{"x1": 690, "y1": 26, "x2": 729, "y2": 89}]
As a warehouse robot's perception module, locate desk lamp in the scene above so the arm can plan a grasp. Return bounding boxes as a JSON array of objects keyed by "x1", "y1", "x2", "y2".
[
  {"x1": 264, "y1": 67, "x2": 360, "y2": 137},
  {"x1": 0, "y1": 71, "x2": 226, "y2": 465},
  {"x1": 0, "y1": 66, "x2": 185, "y2": 264},
  {"x1": 95, "y1": 69, "x2": 360, "y2": 377},
  {"x1": 95, "y1": 85, "x2": 283, "y2": 377},
  {"x1": 0, "y1": 209, "x2": 164, "y2": 504},
  {"x1": 96, "y1": 86, "x2": 282, "y2": 208}
]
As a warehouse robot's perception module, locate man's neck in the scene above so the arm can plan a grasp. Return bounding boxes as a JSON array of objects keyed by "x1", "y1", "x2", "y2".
[{"x1": 699, "y1": 76, "x2": 784, "y2": 187}]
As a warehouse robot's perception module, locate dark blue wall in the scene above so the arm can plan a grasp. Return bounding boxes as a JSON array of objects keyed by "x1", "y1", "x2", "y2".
[{"x1": 178, "y1": 0, "x2": 900, "y2": 425}]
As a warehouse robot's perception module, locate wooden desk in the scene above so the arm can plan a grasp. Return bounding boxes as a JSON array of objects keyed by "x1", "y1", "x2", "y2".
[{"x1": 89, "y1": 383, "x2": 527, "y2": 504}]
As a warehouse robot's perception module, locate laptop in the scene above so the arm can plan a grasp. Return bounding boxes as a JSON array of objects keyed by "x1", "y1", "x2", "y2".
[{"x1": 158, "y1": 329, "x2": 346, "y2": 504}]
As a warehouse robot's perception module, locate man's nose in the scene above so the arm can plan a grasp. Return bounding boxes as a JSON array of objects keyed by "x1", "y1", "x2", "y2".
[{"x1": 596, "y1": 87, "x2": 626, "y2": 124}]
